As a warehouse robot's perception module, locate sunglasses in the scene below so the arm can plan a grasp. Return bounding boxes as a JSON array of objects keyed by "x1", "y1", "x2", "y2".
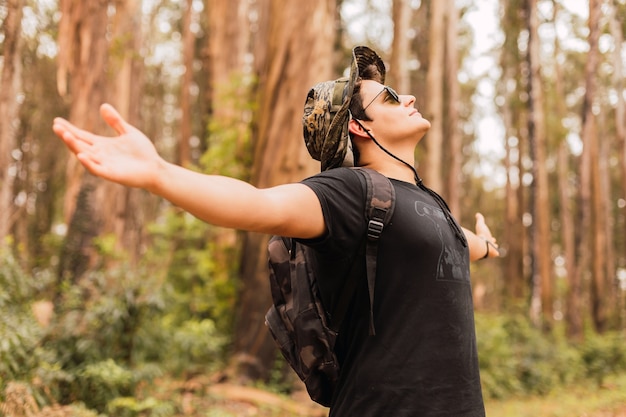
[{"x1": 362, "y1": 86, "x2": 401, "y2": 113}]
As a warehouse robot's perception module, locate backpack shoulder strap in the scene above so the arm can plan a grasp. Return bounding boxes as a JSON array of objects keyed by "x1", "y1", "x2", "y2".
[{"x1": 352, "y1": 167, "x2": 395, "y2": 336}]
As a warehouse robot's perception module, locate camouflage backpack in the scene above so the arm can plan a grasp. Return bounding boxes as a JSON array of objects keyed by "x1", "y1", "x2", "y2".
[{"x1": 264, "y1": 167, "x2": 395, "y2": 406}]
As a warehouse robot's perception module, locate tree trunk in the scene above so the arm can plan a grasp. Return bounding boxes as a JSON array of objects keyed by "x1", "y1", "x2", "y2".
[
  {"x1": 579, "y1": 0, "x2": 605, "y2": 333},
  {"x1": 389, "y1": 0, "x2": 411, "y2": 94},
  {"x1": 57, "y1": 0, "x2": 110, "y2": 223},
  {"x1": 526, "y1": 0, "x2": 553, "y2": 329},
  {"x1": 56, "y1": 0, "x2": 110, "y2": 285},
  {"x1": 423, "y1": 0, "x2": 445, "y2": 192},
  {"x1": 0, "y1": 0, "x2": 24, "y2": 246},
  {"x1": 444, "y1": 0, "x2": 461, "y2": 216},
  {"x1": 610, "y1": 0, "x2": 625, "y2": 329},
  {"x1": 101, "y1": 0, "x2": 149, "y2": 262},
  {"x1": 598, "y1": 117, "x2": 616, "y2": 328},
  {"x1": 232, "y1": 0, "x2": 335, "y2": 381},
  {"x1": 499, "y1": 0, "x2": 527, "y2": 305},
  {"x1": 179, "y1": 0, "x2": 195, "y2": 167},
  {"x1": 551, "y1": 2, "x2": 582, "y2": 341}
]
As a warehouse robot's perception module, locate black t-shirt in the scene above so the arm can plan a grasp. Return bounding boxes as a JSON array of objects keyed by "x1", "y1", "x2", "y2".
[{"x1": 300, "y1": 168, "x2": 485, "y2": 417}]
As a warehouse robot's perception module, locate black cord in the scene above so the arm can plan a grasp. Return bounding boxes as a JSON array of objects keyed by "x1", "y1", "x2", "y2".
[{"x1": 353, "y1": 119, "x2": 468, "y2": 247}]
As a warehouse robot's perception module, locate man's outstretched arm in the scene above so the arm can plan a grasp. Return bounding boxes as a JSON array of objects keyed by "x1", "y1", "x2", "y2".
[
  {"x1": 463, "y1": 213, "x2": 499, "y2": 261},
  {"x1": 53, "y1": 104, "x2": 325, "y2": 239}
]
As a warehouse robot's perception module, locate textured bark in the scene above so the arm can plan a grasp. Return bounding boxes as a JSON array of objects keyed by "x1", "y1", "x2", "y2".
[
  {"x1": 57, "y1": 0, "x2": 110, "y2": 224},
  {"x1": 551, "y1": 2, "x2": 582, "y2": 341},
  {"x1": 232, "y1": 0, "x2": 335, "y2": 381},
  {"x1": 423, "y1": 0, "x2": 445, "y2": 192},
  {"x1": 499, "y1": 1, "x2": 527, "y2": 304},
  {"x1": 444, "y1": 0, "x2": 461, "y2": 216},
  {"x1": 578, "y1": 0, "x2": 607, "y2": 333},
  {"x1": 610, "y1": 0, "x2": 626, "y2": 328},
  {"x1": 179, "y1": 0, "x2": 194, "y2": 167},
  {"x1": 526, "y1": 0, "x2": 553, "y2": 329},
  {"x1": 389, "y1": 0, "x2": 412, "y2": 94},
  {"x1": 0, "y1": 0, "x2": 24, "y2": 245}
]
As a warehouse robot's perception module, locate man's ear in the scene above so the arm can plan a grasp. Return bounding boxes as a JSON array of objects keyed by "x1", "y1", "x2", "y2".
[{"x1": 348, "y1": 119, "x2": 370, "y2": 139}]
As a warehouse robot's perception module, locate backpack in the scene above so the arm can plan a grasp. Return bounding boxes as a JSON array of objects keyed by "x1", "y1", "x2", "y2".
[{"x1": 264, "y1": 167, "x2": 395, "y2": 406}]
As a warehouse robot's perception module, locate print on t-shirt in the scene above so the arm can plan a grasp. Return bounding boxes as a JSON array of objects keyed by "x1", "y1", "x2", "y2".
[{"x1": 414, "y1": 200, "x2": 469, "y2": 284}]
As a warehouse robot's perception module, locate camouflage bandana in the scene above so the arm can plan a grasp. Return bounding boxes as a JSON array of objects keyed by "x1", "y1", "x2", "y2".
[{"x1": 302, "y1": 46, "x2": 386, "y2": 171}]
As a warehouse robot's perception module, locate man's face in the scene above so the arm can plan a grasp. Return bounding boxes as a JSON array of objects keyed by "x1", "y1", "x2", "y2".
[{"x1": 357, "y1": 80, "x2": 431, "y2": 144}]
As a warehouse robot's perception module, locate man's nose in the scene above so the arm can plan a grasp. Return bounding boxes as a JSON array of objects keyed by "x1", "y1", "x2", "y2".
[{"x1": 400, "y1": 94, "x2": 416, "y2": 106}]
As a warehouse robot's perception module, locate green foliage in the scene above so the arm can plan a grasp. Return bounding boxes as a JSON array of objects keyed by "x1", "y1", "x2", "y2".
[
  {"x1": 580, "y1": 331, "x2": 626, "y2": 387},
  {"x1": 0, "y1": 249, "x2": 57, "y2": 401},
  {"x1": 145, "y1": 210, "x2": 239, "y2": 337},
  {"x1": 159, "y1": 317, "x2": 227, "y2": 375},
  {"x1": 476, "y1": 313, "x2": 584, "y2": 399},
  {"x1": 201, "y1": 72, "x2": 256, "y2": 181},
  {"x1": 74, "y1": 359, "x2": 135, "y2": 412},
  {"x1": 107, "y1": 396, "x2": 175, "y2": 417}
]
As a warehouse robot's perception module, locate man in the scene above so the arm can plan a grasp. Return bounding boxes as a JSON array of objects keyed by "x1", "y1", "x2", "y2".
[{"x1": 53, "y1": 46, "x2": 496, "y2": 416}]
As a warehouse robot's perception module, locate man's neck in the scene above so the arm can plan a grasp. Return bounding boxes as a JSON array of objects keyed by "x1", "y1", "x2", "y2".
[{"x1": 359, "y1": 159, "x2": 417, "y2": 184}]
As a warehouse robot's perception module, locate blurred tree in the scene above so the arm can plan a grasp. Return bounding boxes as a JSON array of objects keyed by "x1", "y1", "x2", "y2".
[
  {"x1": 389, "y1": 0, "x2": 412, "y2": 94},
  {"x1": 498, "y1": 1, "x2": 527, "y2": 305},
  {"x1": 444, "y1": 0, "x2": 462, "y2": 216},
  {"x1": 550, "y1": 2, "x2": 583, "y2": 340},
  {"x1": 579, "y1": 0, "x2": 608, "y2": 333},
  {"x1": 231, "y1": 0, "x2": 336, "y2": 381},
  {"x1": 609, "y1": 0, "x2": 625, "y2": 328},
  {"x1": 56, "y1": 0, "x2": 150, "y2": 282},
  {"x1": 423, "y1": 0, "x2": 445, "y2": 192},
  {"x1": 104, "y1": 0, "x2": 150, "y2": 262},
  {"x1": 179, "y1": 0, "x2": 194, "y2": 167},
  {"x1": 526, "y1": 0, "x2": 553, "y2": 330},
  {"x1": 0, "y1": 0, "x2": 24, "y2": 246}
]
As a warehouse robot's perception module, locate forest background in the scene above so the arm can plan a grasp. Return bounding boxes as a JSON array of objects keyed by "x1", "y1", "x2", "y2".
[{"x1": 1, "y1": 0, "x2": 626, "y2": 416}]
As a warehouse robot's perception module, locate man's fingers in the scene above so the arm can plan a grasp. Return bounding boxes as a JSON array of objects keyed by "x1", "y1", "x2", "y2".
[
  {"x1": 52, "y1": 120, "x2": 94, "y2": 155},
  {"x1": 53, "y1": 118, "x2": 96, "y2": 146},
  {"x1": 100, "y1": 103, "x2": 128, "y2": 135}
]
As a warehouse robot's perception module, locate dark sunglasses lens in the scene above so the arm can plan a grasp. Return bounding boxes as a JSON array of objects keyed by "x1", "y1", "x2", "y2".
[{"x1": 387, "y1": 87, "x2": 400, "y2": 103}]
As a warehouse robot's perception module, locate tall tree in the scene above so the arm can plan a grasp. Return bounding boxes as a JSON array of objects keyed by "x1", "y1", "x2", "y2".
[
  {"x1": 444, "y1": 0, "x2": 461, "y2": 216},
  {"x1": 0, "y1": 0, "x2": 24, "y2": 246},
  {"x1": 231, "y1": 0, "x2": 336, "y2": 380},
  {"x1": 423, "y1": 0, "x2": 445, "y2": 192},
  {"x1": 579, "y1": 0, "x2": 607, "y2": 333},
  {"x1": 103, "y1": 0, "x2": 149, "y2": 261},
  {"x1": 389, "y1": 0, "x2": 412, "y2": 94},
  {"x1": 57, "y1": 0, "x2": 110, "y2": 223},
  {"x1": 179, "y1": 0, "x2": 195, "y2": 167},
  {"x1": 552, "y1": 1, "x2": 582, "y2": 340},
  {"x1": 526, "y1": 0, "x2": 553, "y2": 329},
  {"x1": 610, "y1": 0, "x2": 626, "y2": 328},
  {"x1": 499, "y1": 1, "x2": 527, "y2": 304}
]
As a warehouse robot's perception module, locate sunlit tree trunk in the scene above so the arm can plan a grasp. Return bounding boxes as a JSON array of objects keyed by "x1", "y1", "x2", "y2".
[
  {"x1": 232, "y1": 0, "x2": 335, "y2": 381},
  {"x1": 179, "y1": 0, "x2": 195, "y2": 167},
  {"x1": 410, "y1": 1, "x2": 429, "y2": 116},
  {"x1": 610, "y1": 0, "x2": 625, "y2": 328},
  {"x1": 598, "y1": 115, "x2": 616, "y2": 327},
  {"x1": 551, "y1": 2, "x2": 582, "y2": 340},
  {"x1": 0, "y1": 0, "x2": 24, "y2": 246},
  {"x1": 423, "y1": 0, "x2": 445, "y2": 192},
  {"x1": 389, "y1": 0, "x2": 411, "y2": 94},
  {"x1": 56, "y1": 0, "x2": 110, "y2": 284},
  {"x1": 526, "y1": 0, "x2": 553, "y2": 329},
  {"x1": 444, "y1": 0, "x2": 461, "y2": 216},
  {"x1": 499, "y1": 0, "x2": 527, "y2": 305},
  {"x1": 100, "y1": 0, "x2": 149, "y2": 262},
  {"x1": 580, "y1": 0, "x2": 607, "y2": 333},
  {"x1": 57, "y1": 0, "x2": 110, "y2": 221}
]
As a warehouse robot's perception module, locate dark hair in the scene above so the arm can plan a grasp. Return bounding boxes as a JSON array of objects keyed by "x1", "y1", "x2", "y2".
[
  {"x1": 349, "y1": 81, "x2": 372, "y2": 122},
  {"x1": 348, "y1": 81, "x2": 369, "y2": 166}
]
